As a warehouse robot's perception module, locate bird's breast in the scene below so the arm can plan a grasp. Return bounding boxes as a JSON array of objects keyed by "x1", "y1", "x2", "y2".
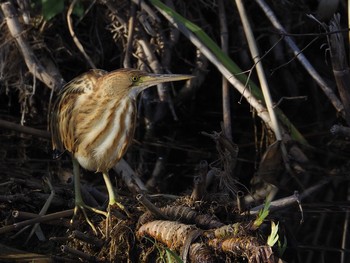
[{"x1": 74, "y1": 96, "x2": 136, "y2": 172}]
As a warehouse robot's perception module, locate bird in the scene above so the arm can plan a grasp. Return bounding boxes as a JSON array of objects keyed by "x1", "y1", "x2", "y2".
[{"x1": 50, "y1": 68, "x2": 192, "y2": 233}]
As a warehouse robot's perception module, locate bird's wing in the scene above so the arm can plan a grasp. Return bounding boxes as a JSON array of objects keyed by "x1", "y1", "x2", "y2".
[
  {"x1": 50, "y1": 69, "x2": 108, "y2": 157},
  {"x1": 57, "y1": 69, "x2": 108, "y2": 95}
]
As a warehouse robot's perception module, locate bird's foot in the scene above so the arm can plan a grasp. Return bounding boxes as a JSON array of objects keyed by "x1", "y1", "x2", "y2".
[
  {"x1": 71, "y1": 202, "x2": 107, "y2": 235},
  {"x1": 104, "y1": 202, "x2": 130, "y2": 239},
  {"x1": 104, "y1": 201, "x2": 131, "y2": 238},
  {"x1": 110, "y1": 200, "x2": 131, "y2": 218}
]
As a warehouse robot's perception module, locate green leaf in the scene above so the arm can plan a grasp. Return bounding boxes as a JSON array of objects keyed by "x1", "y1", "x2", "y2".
[
  {"x1": 278, "y1": 235, "x2": 288, "y2": 257},
  {"x1": 143, "y1": 236, "x2": 183, "y2": 263},
  {"x1": 165, "y1": 247, "x2": 183, "y2": 263},
  {"x1": 267, "y1": 221, "x2": 279, "y2": 246},
  {"x1": 252, "y1": 200, "x2": 270, "y2": 229},
  {"x1": 41, "y1": 0, "x2": 65, "y2": 21}
]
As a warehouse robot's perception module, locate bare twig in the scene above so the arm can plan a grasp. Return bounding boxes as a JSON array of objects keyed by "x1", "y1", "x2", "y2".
[
  {"x1": 248, "y1": 191, "x2": 300, "y2": 215},
  {"x1": 218, "y1": 0, "x2": 232, "y2": 141},
  {"x1": 236, "y1": 0, "x2": 296, "y2": 202},
  {"x1": 25, "y1": 177, "x2": 56, "y2": 243},
  {"x1": 248, "y1": 178, "x2": 329, "y2": 215},
  {"x1": 273, "y1": 96, "x2": 308, "y2": 108},
  {"x1": 151, "y1": 3, "x2": 274, "y2": 131},
  {"x1": 123, "y1": 3, "x2": 136, "y2": 68},
  {"x1": 61, "y1": 245, "x2": 96, "y2": 261},
  {"x1": 0, "y1": 209, "x2": 74, "y2": 235},
  {"x1": 328, "y1": 14, "x2": 350, "y2": 126},
  {"x1": 70, "y1": 230, "x2": 104, "y2": 247},
  {"x1": 66, "y1": 0, "x2": 96, "y2": 69},
  {"x1": 255, "y1": 0, "x2": 344, "y2": 115},
  {"x1": 1, "y1": 2, "x2": 64, "y2": 90},
  {"x1": 137, "y1": 38, "x2": 169, "y2": 101},
  {"x1": 136, "y1": 194, "x2": 170, "y2": 220},
  {"x1": 236, "y1": 0, "x2": 281, "y2": 141},
  {"x1": 12, "y1": 210, "x2": 71, "y2": 227},
  {"x1": 0, "y1": 119, "x2": 50, "y2": 138},
  {"x1": 138, "y1": 36, "x2": 179, "y2": 121}
]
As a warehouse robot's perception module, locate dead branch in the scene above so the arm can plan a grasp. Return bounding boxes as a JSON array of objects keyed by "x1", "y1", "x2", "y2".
[
  {"x1": 1, "y1": 1, "x2": 64, "y2": 90},
  {"x1": 0, "y1": 209, "x2": 74, "y2": 235},
  {"x1": 328, "y1": 14, "x2": 350, "y2": 126},
  {"x1": 0, "y1": 119, "x2": 50, "y2": 138}
]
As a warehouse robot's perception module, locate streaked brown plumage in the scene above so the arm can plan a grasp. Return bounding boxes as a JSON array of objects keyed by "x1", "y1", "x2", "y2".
[
  {"x1": 52, "y1": 68, "x2": 136, "y2": 173},
  {"x1": 50, "y1": 68, "x2": 192, "y2": 231}
]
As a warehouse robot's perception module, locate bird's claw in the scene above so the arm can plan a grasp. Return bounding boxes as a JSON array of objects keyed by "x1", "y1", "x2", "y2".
[
  {"x1": 102, "y1": 202, "x2": 131, "y2": 239},
  {"x1": 110, "y1": 200, "x2": 131, "y2": 218},
  {"x1": 71, "y1": 203, "x2": 107, "y2": 235}
]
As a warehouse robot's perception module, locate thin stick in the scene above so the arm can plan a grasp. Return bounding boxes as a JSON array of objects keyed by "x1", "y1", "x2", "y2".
[
  {"x1": 150, "y1": 1, "x2": 274, "y2": 131},
  {"x1": 0, "y1": 119, "x2": 50, "y2": 139},
  {"x1": 328, "y1": 15, "x2": 350, "y2": 126},
  {"x1": 255, "y1": 0, "x2": 344, "y2": 115},
  {"x1": 248, "y1": 178, "x2": 329, "y2": 215},
  {"x1": 25, "y1": 177, "x2": 56, "y2": 243},
  {"x1": 61, "y1": 245, "x2": 96, "y2": 261},
  {"x1": 66, "y1": 0, "x2": 96, "y2": 69},
  {"x1": 71, "y1": 230, "x2": 104, "y2": 247},
  {"x1": 137, "y1": 38, "x2": 168, "y2": 101},
  {"x1": 137, "y1": 194, "x2": 170, "y2": 220},
  {"x1": 0, "y1": 210, "x2": 74, "y2": 235},
  {"x1": 12, "y1": 210, "x2": 71, "y2": 227},
  {"x1": 123, "y1": 3, "x2": 136, "y2": 68},
  {"x1": 248, "y1": 192, "x2": 299, "y2": 215},
  {"x1": 235, "y1": 0, "x2": 281, "y2": 140},
  {"x1": 235, "y1": 0, "x2": 294, "y2": 193},
  {"x1": 218, "y1": 0, "x2": 232, "y2": 141}
]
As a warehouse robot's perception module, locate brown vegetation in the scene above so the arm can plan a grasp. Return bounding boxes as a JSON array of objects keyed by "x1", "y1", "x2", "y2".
[{"x1": 0, "y1": 0, "x2": 349, "y2": 262}]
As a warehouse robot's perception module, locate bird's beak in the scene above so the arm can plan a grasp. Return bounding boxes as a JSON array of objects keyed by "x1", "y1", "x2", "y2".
[{"x1": 139, "y1": 73, "x2": 193, "y2": 88}]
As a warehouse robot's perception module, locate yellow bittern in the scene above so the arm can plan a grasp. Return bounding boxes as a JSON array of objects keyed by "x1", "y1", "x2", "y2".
[{"x1": 50, "y1": 68, "x2": 192, "y2": 231}]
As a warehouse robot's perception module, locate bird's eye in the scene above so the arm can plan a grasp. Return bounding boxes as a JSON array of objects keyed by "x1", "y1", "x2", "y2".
[{"x1": 130, "y1": 75, "x2": 139, "y2": 82}]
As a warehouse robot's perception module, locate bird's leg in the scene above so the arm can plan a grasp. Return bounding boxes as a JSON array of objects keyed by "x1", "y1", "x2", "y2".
[
  {"x1": 102, "y1": 171, "x2": 131, "y2": 215},
  {"x1": 72, "y1": 158, "x2": 107, "y2": 234},
  {"x1": 102, "y1": 171, "x2": 131, "y2": 239}
]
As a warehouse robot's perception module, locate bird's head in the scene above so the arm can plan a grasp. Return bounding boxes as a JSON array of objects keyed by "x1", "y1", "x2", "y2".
[{"x1": 100, "y1": 68, "x2": 193, "y2": 99}]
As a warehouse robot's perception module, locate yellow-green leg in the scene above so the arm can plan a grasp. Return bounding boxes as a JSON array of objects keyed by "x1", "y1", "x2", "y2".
[
  {"x1": 102, "y1": 171, "x2": 130, "y2": 238},
  {"x1": 72, "y1": 158, "x2": 107, "y2": 234},
  {"x1": 102, "y1": 171, "x2": 130, "y2": 213}
]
